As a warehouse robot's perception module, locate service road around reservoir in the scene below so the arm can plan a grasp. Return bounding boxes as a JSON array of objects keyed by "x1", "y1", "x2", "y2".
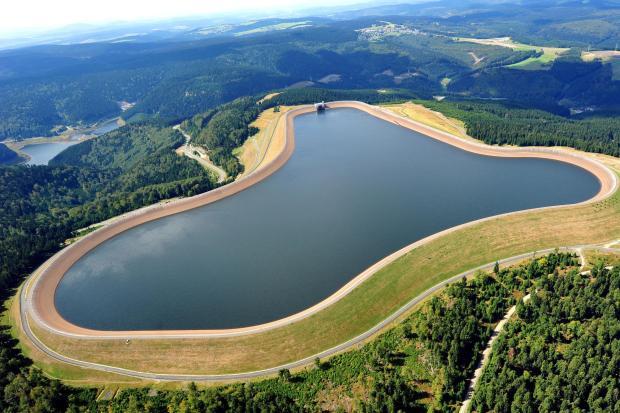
[{"x1": 20, "y1": 245, "x2": 616, "y2": 381}]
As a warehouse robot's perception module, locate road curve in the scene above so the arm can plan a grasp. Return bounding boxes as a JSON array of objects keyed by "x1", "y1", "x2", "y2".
[
  {"x1": 24, "y1": 101, "x2": 617, "y2": 340},
  {"x1": 20, "y1": 246, "x2": 596, "y2": 381},
  {"x1": 174, "y1": 125, "x2": 228, "y2": 183}
]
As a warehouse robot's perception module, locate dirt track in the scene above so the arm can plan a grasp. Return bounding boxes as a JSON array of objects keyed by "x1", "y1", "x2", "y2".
[{"x1": 25, "y1": 101, "x2": 617, "y2": 340}]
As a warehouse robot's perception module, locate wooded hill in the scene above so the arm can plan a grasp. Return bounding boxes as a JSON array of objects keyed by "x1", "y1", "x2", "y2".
[
  {"x1": 0, "y1": 143, "x2": 20, "y2": 164},
  {"x1": 1, "y1": 0, "x2": 618, "y2": 140},
  {"x1": 472, "y1": 264, "x2": 619, "y2": 412},
  {"x1": 419, "y1": 99, "x2": 620, "y2": 157}
]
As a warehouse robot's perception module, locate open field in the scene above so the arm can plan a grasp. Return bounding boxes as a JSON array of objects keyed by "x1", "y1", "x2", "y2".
[
  {"x1": 14, "y1": 101, "x2": 620, "y2": 381},
  {"x1": 455, "y1": 36, "x2": 568, "y2": 70},
  {"x1": 582, "y1": 248, "x2": 620, "y2": 270},
  {"x1": 581, "y1": 50, "x2": 620, "y2": 62},
  {"x1": 256, "y1": 92, "x2": 281, "y2": 105},
  {"x1": 380, "y1": 101, "x2": 468, "y2": 139}
]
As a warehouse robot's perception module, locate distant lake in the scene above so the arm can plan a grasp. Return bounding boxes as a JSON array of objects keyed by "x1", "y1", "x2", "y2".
[
  {"x1": 22, "y1": 118, "x2": 121, "y2": 165},
  {"x1": 92, "y1": 118, "x2": 121, "y2": 136},
  {"x1": 55, "y1": 108, "x2": 600, "y2": 330},
  {"x1": 23, "y1": 141, "x2": 80, "y2": 165}
]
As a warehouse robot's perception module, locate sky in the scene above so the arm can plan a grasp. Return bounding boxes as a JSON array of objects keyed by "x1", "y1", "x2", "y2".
[{"x1": 0, "y1": 0, "x2": 373, "y2": 37}]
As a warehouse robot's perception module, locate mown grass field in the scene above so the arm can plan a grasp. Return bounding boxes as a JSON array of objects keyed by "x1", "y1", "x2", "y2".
[
  {"x1": 379, "y1": 101, "x2": 469, "y2": 139},
  {"x1": 455, "y1": 36, "x2": 569, "y2": 70},
  {"x1": 12, "y1": 103, "x2": 620, "y2": 380}
]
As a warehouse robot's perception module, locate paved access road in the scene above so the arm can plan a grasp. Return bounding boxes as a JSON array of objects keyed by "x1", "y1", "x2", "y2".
[
  {"x1": 21, "y1": 246, "x2": 615, "y2": 382},
  {"x1": 174, "y1": 125, "x2": 228, "y2": 183}
]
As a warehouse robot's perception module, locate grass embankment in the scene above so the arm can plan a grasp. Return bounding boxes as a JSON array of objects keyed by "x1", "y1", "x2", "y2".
[
  {"x1": 4, "y1": 288, "x2": 142, "y2": 386},
  {"x1": 13, "y1": 102, "x2": 620, "y2": 380},
  {"x1": 379, "y1": 101, "x2": 468, "y2": 139},
  {"x1": 233, "y1": 105, "x2": 291, "y2": 177},
  {"x1": 582, "y1": 249, "x2": 620, "y2": 270}
]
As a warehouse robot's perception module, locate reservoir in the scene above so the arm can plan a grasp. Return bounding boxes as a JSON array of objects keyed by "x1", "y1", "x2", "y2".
[
  {"x1": 92, "y1": 118, "x2": 122, "y2": 136},
  {"x1": 55, "y1": 108, "x2": 600, "y2": 330},
  {"x1": 22, "y1": 118, "x2": 121, "y2": 165},
  {"x1": 23, "y1": 141, "x2": 79, "y2": 165}
]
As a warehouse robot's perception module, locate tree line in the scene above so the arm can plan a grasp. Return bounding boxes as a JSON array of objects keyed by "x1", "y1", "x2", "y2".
[
  {"x1": 0, "y1": 143, "x2": 21, "y2": 164},
  {"x1": 471, "y1": 263, "x2": 619, "y2": 412},
  {"x1": 419, "y1": 99, "x2": 620, "y2": 157}
]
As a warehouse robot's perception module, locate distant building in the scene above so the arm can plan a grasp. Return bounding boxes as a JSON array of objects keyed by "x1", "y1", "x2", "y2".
[{"x1": 314, "y1": 101, "x2": 327, "y2": 111}]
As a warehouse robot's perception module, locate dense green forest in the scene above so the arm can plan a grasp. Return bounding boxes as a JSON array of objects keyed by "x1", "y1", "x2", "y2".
[
  {"x1": 0, "y1": 123, "x2": 213, "y2": 293},
  {"x1": 471, "y1": 264, "x2": 619, "y2": 412},
  {"x1": 1, "y1": 0, "x2": 618, "y2": 140},
  {"x1": 0, "y1": 143, "x2": 21, "y2": 164},
  {"x1": 418, "y1": 100, "x2": 620, "y2": 157}
]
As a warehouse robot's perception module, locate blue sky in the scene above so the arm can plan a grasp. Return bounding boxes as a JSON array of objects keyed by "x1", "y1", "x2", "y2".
[{"x1": 1, "y1": 0, "x2": 379, "y2": 36}]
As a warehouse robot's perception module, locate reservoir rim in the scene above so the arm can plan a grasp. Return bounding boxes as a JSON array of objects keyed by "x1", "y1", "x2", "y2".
[{"x1": 25, "y1": 101, "x2": 618, "y2": 339}]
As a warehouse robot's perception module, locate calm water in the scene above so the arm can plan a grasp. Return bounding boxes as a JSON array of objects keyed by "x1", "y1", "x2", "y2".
[
  {"x1": 55, "y1": 108, "x2": 600, "y2": 330},
  {"x1": 22, "y1": 118, "x2": 120, "y2": 165},
  {"x1": 92, "y1": 118, "x2": 121, "y2": 136},
  {"x1": 23, "y1": 141, "x2": 79, "y2": 165}
]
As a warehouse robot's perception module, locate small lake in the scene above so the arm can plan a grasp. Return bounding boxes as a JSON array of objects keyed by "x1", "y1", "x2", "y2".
[
  {"x1": 23, "y1": 141, "x2": 80, "y2": 165},
  {"x1": 22, "y1": 118, "x2": 121, "y2": 165},
  {"x1": 92, "y1": 118, "x2": 121, "y2": 136},
  {"x1": 55, "y1": 108, "x2": 600, "y2": 330}
]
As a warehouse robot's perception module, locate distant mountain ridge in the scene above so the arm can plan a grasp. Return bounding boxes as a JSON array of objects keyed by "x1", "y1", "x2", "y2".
[{"x1": 0, "y1": 0, "x2": 617, "y2": 140}]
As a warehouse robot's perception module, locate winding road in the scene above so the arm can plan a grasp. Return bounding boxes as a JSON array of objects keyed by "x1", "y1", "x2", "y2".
[
  {"x1": 19, "y1": 245, "x2": 616, "y2": 382},
  {"x1": 173, "y1": 125, "x2": 228, "y2": 183}
]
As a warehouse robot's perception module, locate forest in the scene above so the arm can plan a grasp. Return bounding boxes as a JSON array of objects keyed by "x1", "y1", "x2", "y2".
[
  {"x1": 471, "y1": 264, "x2": 619, "y2": 412},
  {"x1": 0, "y1": 143, "x2": 20, "y2": 164},
  {"x1": 0, "y1": 0, "x2": 618, "y2": 140},
  {"x1": 418, "y1": 100, "x2": 620, "y2": 157}
]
